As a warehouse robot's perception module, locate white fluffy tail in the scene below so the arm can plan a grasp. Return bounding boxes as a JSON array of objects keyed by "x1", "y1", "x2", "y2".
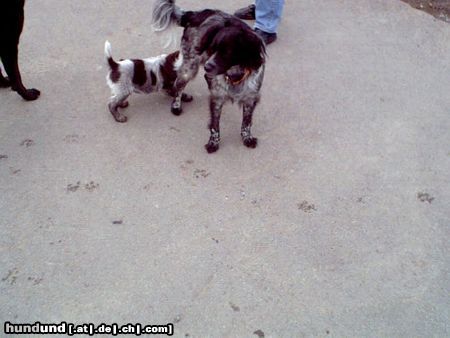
[
  {"x1": 104, "y1": 40, "x2": 112, "y2": 59},
  {"x1": 104, "y1": 40, "x2": 118, "y2": 70},
  {"x1": 151, "y1": 0, "x2": 183, "y2": 32}
]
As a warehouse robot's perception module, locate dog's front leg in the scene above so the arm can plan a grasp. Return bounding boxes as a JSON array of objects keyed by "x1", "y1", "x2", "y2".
[
  {"x1": 171, "y1": 70, "x2": 191, "y2": 116},
  {"x1": 170, "y1": 82, "x2": 185, "y2": 116},
  {"x1": 171, "y1": 58, "x2": 200, "y2": 115},
  {"x1": 1, "y1": 48, "x2": 40, "y2": 101},
  {"x1": 205, "y1": 96, "x2": 224, "y2": 153},
  {"x1": 241, "y1": 101, "x2": 258, "y2": 148}
]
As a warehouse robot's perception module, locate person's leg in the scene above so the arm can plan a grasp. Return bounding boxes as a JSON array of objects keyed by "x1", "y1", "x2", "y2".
[{"x1": 254, "y1": 0, "x2": 285, "y2": 34}]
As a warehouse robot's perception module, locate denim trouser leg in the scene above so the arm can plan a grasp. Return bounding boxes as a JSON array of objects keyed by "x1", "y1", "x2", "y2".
[{"x1": 254, "y1": 0, "x2": 285, "y2": 34}]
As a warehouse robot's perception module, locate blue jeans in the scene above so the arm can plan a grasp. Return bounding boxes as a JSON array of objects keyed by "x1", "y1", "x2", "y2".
[{"x1": 254, "y1": 0, "x2": 285, "y2": 34}]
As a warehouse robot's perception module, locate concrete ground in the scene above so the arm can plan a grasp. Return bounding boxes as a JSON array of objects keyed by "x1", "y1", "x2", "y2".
[{"x1": 1, "y1": 0, "x2": 449, "y2": 337}]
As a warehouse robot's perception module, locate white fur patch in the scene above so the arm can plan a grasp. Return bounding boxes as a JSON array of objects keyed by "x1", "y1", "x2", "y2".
[{"x1": 174, "y1": 52, "x2": 183, "y2": 71}]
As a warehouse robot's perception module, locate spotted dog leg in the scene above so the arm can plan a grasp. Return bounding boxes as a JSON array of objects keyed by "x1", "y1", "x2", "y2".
[
  {"x1": 108, "y1": 93, "x2": 130, "y2": 123},
  {"x1": 241, "y1": 101, "x2": 258, "y2": 148},
  {"x1": 165, "y1": 86, "x2": 193, "y2": 103},
  {"x1": 181, "y1": 93, "x2": 193, "y2": 102},
  {"x1": 171, "y1": 77, "x2": 195, "y2": 115},
  {"x1": 118, "y1": 101, "x2": 129, "y2": 108},
  {"x1": 171, "y1": 54, "x2": 201, "y2": 115},
  {"x1": 170, "y1": 71, "x2": 192, "y2": 116},
  {"x1": 205, "y1": 97, "x2": 224, "y2": 153},
  {"x1": 171, "y1": 90, "x2": 184, "y2": 116}
]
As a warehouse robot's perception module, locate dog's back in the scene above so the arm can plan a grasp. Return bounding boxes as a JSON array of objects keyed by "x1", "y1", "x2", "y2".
[
  {"x1": 152, "y1": 0, "x2": 233, "y2": 31},
  {"x1": 104, "y1": 40, "x2": 171, "y2": 93}
]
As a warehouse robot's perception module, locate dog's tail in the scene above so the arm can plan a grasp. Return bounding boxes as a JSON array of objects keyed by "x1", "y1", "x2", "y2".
[
  {"x1": 151, "y1": 0, "x2": 184, "y2": 32},
  {"x1": 104, "y1": 40, "x2": 119, "y2": 71}
]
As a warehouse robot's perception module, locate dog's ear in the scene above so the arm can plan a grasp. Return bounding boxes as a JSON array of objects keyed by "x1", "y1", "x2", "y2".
[
  {"x1": 196, "y1": 22, "x2": 224, "y2": 54},
  {"x1": 241, "y1": 30, "x2": 266, "y2": 69}
]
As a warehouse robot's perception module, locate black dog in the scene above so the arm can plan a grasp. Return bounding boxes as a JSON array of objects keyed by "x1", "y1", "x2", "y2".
[
  {"x1": 152, "y1": 0, "x2": 266, "y2": 153},
  {"x1": 0, "y1": 0, "x2": 40, "y2": 101}
]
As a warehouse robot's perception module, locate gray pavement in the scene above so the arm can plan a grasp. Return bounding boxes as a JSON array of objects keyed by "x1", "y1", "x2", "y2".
[{"x1": 1, "y1": 0, "x2": 449, "y2": 337}]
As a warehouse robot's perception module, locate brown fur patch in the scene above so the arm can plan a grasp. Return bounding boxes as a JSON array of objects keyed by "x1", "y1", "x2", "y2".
[
  {"x1": 150, "y1": 70, "x2": 157, "y2": 86},
  {"x1": 160, "y1": 51, "x2": 179, "y2": 90},
  {"x1": 108, "y1": 58, "x2": 120, "y2": 83},
  {"x1": 132, "y1": 59, "x2": 147, "y2": 86}
]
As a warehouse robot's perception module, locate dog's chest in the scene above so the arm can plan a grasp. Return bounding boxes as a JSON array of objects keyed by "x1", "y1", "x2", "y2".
[{"x1": 209, "y1": 67, "x2": 264, "y2": 103}]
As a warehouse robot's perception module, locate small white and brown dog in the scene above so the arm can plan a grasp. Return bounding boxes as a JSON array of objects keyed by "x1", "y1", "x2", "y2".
[{"x1": 104, "y1": 40, "x2": 192, "y2": 122}]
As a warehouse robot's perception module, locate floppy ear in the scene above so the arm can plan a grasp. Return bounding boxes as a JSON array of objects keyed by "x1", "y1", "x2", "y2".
[
  {"x1": 196, "y1": 22, "x2": 224, "y2": 54},
  {"x1": 241, "y1": 30, "x2": 266, "y2": 69}
]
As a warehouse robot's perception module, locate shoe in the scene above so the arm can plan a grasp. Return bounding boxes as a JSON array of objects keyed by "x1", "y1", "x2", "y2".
[
  {"x1": 234, "y1": 4, "x2": 256, "y2": 20},
  {"x1": 255, "y1": 28, "x2": 277, "y2": 45}
]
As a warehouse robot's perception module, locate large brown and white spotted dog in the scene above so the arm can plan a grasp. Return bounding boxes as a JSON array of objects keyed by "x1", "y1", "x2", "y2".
[
  {"x1": 152, "y1": 0, "x2": 266, "y2": 153},
  {"x1": 104, "y1": 40, "x2": 192, "y2": 122}
]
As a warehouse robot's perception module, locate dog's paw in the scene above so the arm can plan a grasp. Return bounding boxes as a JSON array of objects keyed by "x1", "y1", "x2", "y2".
[
  {"x1": 21, "y1": 88, "x2": 40, "y2": 101},
  {"x1": 243, "y1": 137, "x2": 258, "y2": 148},
  {"x1": 205, "y1": 142, "x2": 219, "y2": 153},
  {"x1": 112, "y1": 113, "x2": 128, "y2": 123},
  {"x1": 171, "y1": 106, "x2": 183, "y2": 116},
  {"x1": 181, "y1": 93, "x2": 193, "y2": 102}
]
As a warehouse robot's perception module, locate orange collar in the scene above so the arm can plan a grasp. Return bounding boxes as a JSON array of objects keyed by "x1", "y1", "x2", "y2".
[{"x1": 226, "y1": 68, "x2": 251, "y2": 86}]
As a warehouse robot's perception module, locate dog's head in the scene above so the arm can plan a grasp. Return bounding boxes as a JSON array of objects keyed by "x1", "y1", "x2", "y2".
[{"x1": 197, "y1": 19, "x2": 266, "y2": 76}]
